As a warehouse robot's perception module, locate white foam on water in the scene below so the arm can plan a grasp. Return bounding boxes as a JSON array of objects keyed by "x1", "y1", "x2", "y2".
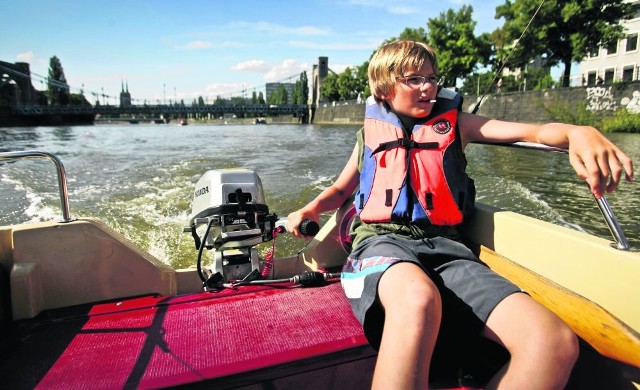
[{"x1": 477, "y1": 177, "x2": 587, "y2": 233}]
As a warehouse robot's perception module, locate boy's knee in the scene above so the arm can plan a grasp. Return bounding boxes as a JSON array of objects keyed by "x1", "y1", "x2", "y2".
[
  {"x1": 380, "y1": 272, "x2": 441, "y2": 322},
  {"x1": 409, "y1": 280, "x2": 441, "y2": 314},
  {"x1": 555, "y1": 322, "x2": 579, "y2": 365},
  {"x1": 529, "y1": 319, "x2": 578, "y2": 368}
]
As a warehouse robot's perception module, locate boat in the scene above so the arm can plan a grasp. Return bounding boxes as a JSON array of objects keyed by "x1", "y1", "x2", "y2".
[
  {"x1": 179, "y1": 118, "x2": 188, "y2": 126},
  {"x1": 0, "y1": 148, "x2": 638, "y2": 389}
]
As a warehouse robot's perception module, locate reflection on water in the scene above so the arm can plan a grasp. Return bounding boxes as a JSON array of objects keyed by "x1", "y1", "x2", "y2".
[
  {"x1": 0, "y1": 127, "x2": 41, "y2": 152},
  {"x1": 1, "y1": 124, "x2": 638, "y2": 268}
]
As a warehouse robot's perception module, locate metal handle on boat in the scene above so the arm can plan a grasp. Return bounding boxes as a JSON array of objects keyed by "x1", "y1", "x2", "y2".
[
  {"x1": 0, "y1": 150, "x2": 75, "y2": 223},
  {"x1": 475, "y1": 141, "x2": 631, "y2": 250}
]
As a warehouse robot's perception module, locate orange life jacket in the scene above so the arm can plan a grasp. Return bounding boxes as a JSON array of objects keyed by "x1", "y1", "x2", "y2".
[{"x1": 356, "y1": 92, "x2": 475, "y2": 226}]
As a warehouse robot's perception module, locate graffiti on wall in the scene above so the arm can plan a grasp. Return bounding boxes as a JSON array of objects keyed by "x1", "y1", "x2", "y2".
[
  {"x1": 585, "y1": 86, "x2": 617, "y2": 112},
  {"x1": 620, "y1": 90, "x2": 640, "y2": 113}
]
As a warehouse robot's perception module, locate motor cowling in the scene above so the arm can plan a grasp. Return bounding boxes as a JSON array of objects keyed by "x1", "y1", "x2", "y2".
[{"x1": 185, "y1": 169, "x2": 278, "y2": 283}]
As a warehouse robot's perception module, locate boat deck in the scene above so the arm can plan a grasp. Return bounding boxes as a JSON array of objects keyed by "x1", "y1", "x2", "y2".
[{"x1": 0, "y1": 282, "x2": 376, "y2": 389}]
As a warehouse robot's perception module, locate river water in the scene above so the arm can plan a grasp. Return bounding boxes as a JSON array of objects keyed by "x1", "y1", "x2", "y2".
[{"x1": 1, "y1": 123, "x2": 638, "y2": 269}]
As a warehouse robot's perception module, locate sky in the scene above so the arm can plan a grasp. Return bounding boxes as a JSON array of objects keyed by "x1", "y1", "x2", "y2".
[{"x1": 1, "y1": 0, "x2": 506, "y2": 105}]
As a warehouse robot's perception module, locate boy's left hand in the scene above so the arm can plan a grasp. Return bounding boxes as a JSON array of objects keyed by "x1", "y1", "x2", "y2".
[{"x1": 567, "y1": 126, "x2": 633, "y2": 198}]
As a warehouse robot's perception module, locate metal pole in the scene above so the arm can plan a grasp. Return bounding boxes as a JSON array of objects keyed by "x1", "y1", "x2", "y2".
[
  {"x1": 474, "y1": 141, "x2": 632, "y2": 250},
  {"x1": 0, "y1": 150, "x2": 75, "y2": 223}
]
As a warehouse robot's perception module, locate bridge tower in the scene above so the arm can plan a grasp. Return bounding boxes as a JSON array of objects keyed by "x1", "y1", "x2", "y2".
[
  {"x1": 310, "y1": 57, "x2": 328, "y2": 123},
  {"x1": 311, "y1": 56, "x2": 328, "y2": 106},
  {"x1": 0, "y1": 61, "x2": 37, "y2": 106}
]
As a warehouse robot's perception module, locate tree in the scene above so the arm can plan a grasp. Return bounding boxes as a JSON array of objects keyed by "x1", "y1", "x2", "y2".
[
  {"x1": 320, "y1": 72, "x2": 340, "y2": 101},
  {"x1": 354, "y1": 62, "x2": 370, "y2": 98},
  {"x1": 47, "y1": 56, "x2": 70, "y2": 105},
  {"x1": 292, "y1": 80, "x2": 302, "y2": 104},
  {"x1": 290, "y1": 71, "x2": 310, "y2": 104},
  {"x1": 267, "y1": 84, "x2": 288, "y2": 105},
  {"x1": 337, "y1": 67, "x2": 360, "y2": 100},
  {"x1": 496, "y1": 0, "x2": 640, "y2": 87},
  {"x1": 383, "y1": 27, "x2": 429, "y2": 46},
  {"x1": 427, "y1": 5, "x2": 491, "y2": 88},
  {"x1": 300, "y1": 71, "x2": 309, "y2": 104}
]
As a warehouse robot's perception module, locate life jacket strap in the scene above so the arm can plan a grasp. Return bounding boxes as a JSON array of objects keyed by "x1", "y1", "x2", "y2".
[
  {"x1": 425, "y1": 193, "x2": 434, "y2": 210},
  {"x1": 371, "y1": 139, "x2": 439, "y2": 155}
]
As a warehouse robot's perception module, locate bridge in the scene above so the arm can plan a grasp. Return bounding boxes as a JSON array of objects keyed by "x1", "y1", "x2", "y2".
[
  {"x1": 1, "y1": 57, "x2": 330, "y2": 126},
  {"x1": 9, "y1": 103, "x2": 309, "y2": 120}
]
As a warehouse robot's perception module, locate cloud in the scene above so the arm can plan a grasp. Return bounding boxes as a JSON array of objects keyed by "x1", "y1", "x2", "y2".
[
  {"x1": 184, "y1": 40, "x2": 213, "y2": 50},
  {"x1": 204, "y1": 82, "x2": 244, "y2": 98},
  {"x1": 263, "y1": 59, "x2": 308, "y2": 82},
  {"x1": 345, "y1": 0, "x2": 420, "y2": 15},
  {"x1": 386, "y1": 6, "x2": 417, "y2": 14},
  {"x1": 231, "y1": 60, "x2": 269, "y2": 72},
  {"x1": 287, "y1": 39, "x2": 380, "y2": 51},
  {"x1": 16, "y1": 50, "x2": 35, "y2": 63},
  {"x1": 232, "y1": 21, "x2": 331, "y2": 36}
]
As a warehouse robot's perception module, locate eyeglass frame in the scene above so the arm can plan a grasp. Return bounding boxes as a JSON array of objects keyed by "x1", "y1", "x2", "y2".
[{"x1": 397, "y1": 75, "x2": 444, "y2": 88}]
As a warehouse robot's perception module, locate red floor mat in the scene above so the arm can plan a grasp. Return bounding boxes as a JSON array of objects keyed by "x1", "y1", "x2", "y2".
[{"x1": 2, "y1": 282, "x2": 371, "y2": 389}]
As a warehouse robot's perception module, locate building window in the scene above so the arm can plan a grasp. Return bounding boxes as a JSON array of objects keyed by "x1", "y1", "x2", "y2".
[
  {"x1": 626, "y1": 33, "x2": 638, "y2": 52},
  {"x1": 623, "y1": 65, "x2": 635, "y2": 82},
  {"x1": 588, "y1": 47, "x2": 599, "y2": 58},
  {"x1": 587, "y1": 71, "x2": 597, "y2": 86},
  {"x1": 607, "y1": 40, "x2": 618, "y2": 55},
  {"x1": 604, "y1": 68, "x2": 615, "y2": 83}
]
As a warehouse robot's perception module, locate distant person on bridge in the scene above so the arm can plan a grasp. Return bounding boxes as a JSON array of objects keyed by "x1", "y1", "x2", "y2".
[{"x1": 287, "y1": 40, "x2": 633, "y2": 389}]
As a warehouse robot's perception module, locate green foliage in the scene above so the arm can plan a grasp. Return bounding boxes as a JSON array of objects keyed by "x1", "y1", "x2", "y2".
[
  {"x1": 461, "y1": 72, "x2": 497, "y2": 96},
  {"x1": 320, "y1": 64, "x2": 370, "y2": 102},
  {"x1": 69, "y1": 93, "x2": 90, "y2": 106},
  {"x1": 47, "y1": 56, "x2": 70, "y2": 105},
  {"x1": 544, "y1": 100, "x2": 602, "y2": 127},
  {"x1": 543, "y1": 99, "x2": 640, "y2": 133},
  {"x1": 291, "y1": 71, "x2": 309, "y2": 104},
  {"x1": 321, "y1": 72, "x2": 340, "y2": 101},
  {"x1": 427, "y1": 5, "x2": 491, "y2": 87},
  {"x1": 383, "y1": 27, "x2": 428, "y2": 46},
  {"x1": 601, "y1": 108, "x2": 640, "y2": 133},
  {"x1": 496, "y1": 0, "x2": 640, "y2": 87}
]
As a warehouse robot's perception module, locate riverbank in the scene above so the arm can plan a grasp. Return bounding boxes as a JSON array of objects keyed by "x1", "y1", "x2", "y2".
[{"x1": 312, "y1": 82, "x2": 640, "y2": 129}]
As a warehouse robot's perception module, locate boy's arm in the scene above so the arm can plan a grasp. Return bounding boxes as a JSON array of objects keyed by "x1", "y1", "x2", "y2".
[
  {"x1": 458, "y1": 112, "x2": 633, "y2": 198},
  {"x1": 287, "y1": 145, "x2": 360, "y2": 238}
]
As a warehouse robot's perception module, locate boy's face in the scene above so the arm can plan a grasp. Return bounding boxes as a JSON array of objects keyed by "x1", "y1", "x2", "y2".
[{"x1": 382, "y1": 60, "x2": 438, "y2": 119}]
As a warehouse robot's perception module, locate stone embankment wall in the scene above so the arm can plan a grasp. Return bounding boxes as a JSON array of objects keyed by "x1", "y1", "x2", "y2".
[{"x1": 312, "y1": 82, "x2": 640, "y2": 125}]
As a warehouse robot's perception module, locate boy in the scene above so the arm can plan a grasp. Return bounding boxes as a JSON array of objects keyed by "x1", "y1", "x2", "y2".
[{"x1": 288, "y1": 40, "x2": 633, "y2": 389}]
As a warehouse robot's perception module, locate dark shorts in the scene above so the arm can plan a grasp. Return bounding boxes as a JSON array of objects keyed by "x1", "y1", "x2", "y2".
[{"x1": 340, "y1": 234, "x2": 523, "y2": 351}]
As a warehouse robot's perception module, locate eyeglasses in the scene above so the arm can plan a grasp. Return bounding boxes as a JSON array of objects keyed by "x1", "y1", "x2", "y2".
[{"x1": 398, "y1": 75, "x2": 443, "y2": 88}]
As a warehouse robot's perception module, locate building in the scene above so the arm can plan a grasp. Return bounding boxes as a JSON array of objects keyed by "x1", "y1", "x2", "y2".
[
  {"x1": 265, "y1": 82, "x2": 294, "y2": 103},
  {"x1": 579, "y1": 1, "x2": 640, "y2": 86},
  {"x1": 120, "y1": 81, "x2": 131, "y2": 107}
]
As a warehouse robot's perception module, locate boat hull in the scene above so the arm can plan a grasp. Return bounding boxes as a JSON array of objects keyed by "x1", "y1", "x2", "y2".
[{"x1": 1, "y1": 201, "x2": 639, "y2": 388}]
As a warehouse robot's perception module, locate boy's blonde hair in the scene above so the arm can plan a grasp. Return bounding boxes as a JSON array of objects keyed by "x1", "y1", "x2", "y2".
[{"x1": 368, "y1": 40, "x2": 438, "y2": 103}]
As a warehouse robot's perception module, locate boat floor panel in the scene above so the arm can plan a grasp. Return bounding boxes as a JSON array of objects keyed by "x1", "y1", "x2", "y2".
[{"x1": 0, "y1": 282, "x2": 374, "y2": 389}]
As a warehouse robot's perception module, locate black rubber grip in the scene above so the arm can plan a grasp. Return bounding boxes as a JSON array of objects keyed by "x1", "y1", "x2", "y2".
[{"x1": 300, "y1": 219, "x2": 320, "y2": 236}]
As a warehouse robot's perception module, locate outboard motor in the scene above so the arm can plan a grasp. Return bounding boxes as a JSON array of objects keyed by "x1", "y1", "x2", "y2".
[{"x1": 185, "y1": 169, "x2": 279, "y2": 285}]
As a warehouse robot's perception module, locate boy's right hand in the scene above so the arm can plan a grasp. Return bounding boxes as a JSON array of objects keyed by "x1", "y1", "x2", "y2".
[{"x1": 287, "y1": 209, "x2": 319, "y2": 239}]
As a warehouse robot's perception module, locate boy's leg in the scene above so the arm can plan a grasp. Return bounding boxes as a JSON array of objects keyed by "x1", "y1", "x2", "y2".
[
  {"x1": 373, "y1": 262, "x2": 441, "y2": 390},
  {"x1": 482, "y1": 292, "x2": 579, "y2": 390}
]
